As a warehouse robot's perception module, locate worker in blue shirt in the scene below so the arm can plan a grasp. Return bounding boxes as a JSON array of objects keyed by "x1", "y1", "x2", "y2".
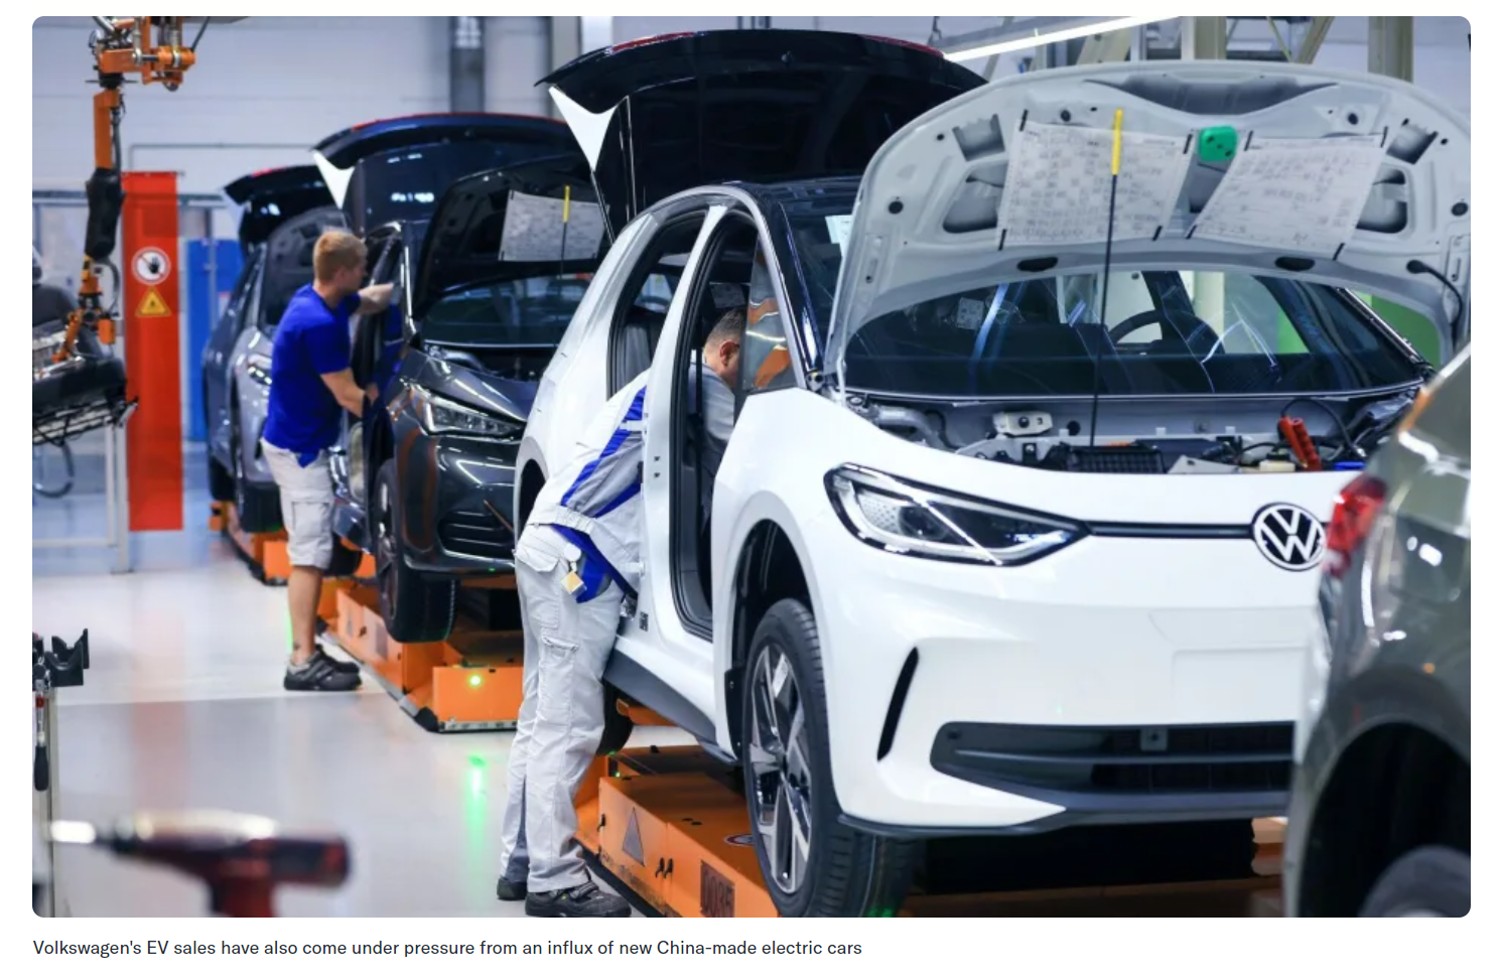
[{"x1": 261, "y1": 229, "x2": 394, "y2": 692}]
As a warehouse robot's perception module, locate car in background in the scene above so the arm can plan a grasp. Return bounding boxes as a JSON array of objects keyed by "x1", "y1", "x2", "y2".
[
  {"x1": 309, "y1": 114, "x2": 593, "y2": 642},
  {"x1": 1284, "y1": 346, "x2": 1470, "y2": 917},
  {"x1": 520, "y1": 39, "x2": 1469, "y2": 916},
  {"x1": 203, "y1": 165, "x2": 345, "y2": 532}
]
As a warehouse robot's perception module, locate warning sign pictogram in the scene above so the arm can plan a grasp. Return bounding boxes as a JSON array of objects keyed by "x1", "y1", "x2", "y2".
[
  {"x1": 621, "y1": 808, "x2": 645, "y2": 866},
  {"x1": 137, "y1": 287, "x2": 171, "y2": 318}
]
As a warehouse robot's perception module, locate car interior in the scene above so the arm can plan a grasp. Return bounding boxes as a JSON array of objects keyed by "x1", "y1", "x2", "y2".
[
  {"x1": 671, "y1": 217, "x2": 761, "y2": 630},
  {"x1": 609, "y1": 218, "x2": 705, "y2": 393},
  {"x1": 843, "y1": 272, "x2": 1421, "y2": 398},
  {"x1": 259, "y1": 206, "x2": 347, "y2": 332}
]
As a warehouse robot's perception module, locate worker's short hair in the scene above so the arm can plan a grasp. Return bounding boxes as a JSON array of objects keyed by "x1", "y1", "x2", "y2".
[
  {"x1": 313, "y1": 230, "x2": 366, "y2": 283},
  {"x1": 705, "y1": 307, "x2": 745, "y2": 349}
]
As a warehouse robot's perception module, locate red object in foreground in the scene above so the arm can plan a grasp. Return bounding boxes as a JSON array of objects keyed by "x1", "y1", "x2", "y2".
[
  {"x1": 1278, "y1": 416, "x2": 1323, "y2": 471},
  {"x1": 104, "y1": 813, "x2": 350, "y2": 917},
  {"x1": 1325, "y1": 474, "x2": 1388, "y2": 578},
  {"x1": 122, "y1": 171, "x2": 184, "y2": 531}
]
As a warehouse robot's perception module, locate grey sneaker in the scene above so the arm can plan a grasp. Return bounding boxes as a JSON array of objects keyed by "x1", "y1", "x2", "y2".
[
  {"x1": 312, "y1": 646, "x2": 361, "y2": 675},
  {"x1": 524, "y1": 879, "x2": 629, "y2": 918},
  {"x1": 283, "y1": 655, "x2": 361, "y2": 692}
]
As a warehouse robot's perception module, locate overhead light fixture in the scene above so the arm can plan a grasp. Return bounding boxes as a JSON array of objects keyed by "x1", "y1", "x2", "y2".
[{"x1": 944, "y1": 16, "x2": 1168, "y2": 62}]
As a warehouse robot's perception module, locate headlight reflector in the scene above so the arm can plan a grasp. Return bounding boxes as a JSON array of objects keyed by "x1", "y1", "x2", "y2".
[
  {"x1": 410, "y1": 385, "x2": 521, "y2": 440},
  {"x1": 824, "y1": 465, "x2": 1081, "y2": 565}
]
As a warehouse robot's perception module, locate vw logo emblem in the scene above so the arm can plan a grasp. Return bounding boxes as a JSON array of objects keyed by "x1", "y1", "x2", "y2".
[{"x1": 1252, "y1": 503, "x2": 1326, "y2": 572}]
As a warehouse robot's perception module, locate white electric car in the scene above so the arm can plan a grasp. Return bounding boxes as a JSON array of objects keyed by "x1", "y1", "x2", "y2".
[{"x1": 518, "y1": 36, "x2": 1470, "y2": 916}]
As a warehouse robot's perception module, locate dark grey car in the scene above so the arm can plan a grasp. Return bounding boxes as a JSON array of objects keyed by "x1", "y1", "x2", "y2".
[
  {"x1": 202, "y1": 166, "x2": 344, "y2": 532},
  {"x1": 1283, "y1": 345, "x2": 1470, "y2": 916}
]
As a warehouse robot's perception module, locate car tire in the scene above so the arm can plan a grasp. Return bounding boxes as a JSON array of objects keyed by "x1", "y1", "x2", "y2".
[
  {"x1": 208, "y1": 455, "x2": 235, "y2": 502},
  {"x1": 1359, "y1": 846, "x2": 1470, "y2": 917},
  {"x1": 598, "y1": 683, "x2": 635, "y2": 757},
  {"x1": 740, "y1": 597, "x2": 918, "y2": 917},
  {"x1": 372, "y1": 459, "x2": 456, "y2": 643},
  {"x1": 326, "y1": 535, "x2": 363, "y2": 579},
  {"x1": 230, "y1": 404, "x2": 282, "y2": 533}
]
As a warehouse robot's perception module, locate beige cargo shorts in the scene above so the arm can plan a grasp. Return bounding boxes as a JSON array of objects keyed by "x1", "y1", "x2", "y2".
[{"x1": 260, "y1": 440, "x2": 334, "y2": 570}]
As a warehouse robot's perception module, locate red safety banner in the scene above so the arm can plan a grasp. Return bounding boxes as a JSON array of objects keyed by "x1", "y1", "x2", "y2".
[{"x1": 122, "y1": 171, "x2": 183, "y2": 531}]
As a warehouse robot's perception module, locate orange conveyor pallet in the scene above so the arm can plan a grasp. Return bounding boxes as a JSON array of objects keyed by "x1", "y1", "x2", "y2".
[
  {"x1": 211, "y1": 501, "x2": 296, "y2": 583},
  {"x1": 575, "y1": 745, "x2": 1286, "y2": 918},
  {"x1": 322, "y1": 582, "x2": 525, "y2": 732}
]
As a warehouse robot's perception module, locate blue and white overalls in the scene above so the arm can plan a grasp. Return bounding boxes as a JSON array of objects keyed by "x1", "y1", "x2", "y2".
[{"x1": 496, "y1": 371, "x2": 649, "y2": 895}]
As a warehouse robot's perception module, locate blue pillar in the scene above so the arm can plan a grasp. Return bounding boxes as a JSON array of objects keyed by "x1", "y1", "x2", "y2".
[{"x1": 185, "y1": 239, "x2": 242, "y2": 442}]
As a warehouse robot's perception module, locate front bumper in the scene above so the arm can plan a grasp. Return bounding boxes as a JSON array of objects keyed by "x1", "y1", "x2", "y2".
[
  {"x1": 394, "y1": 425, "x2": 520, "y2": 576},
  {"x1": 809, "y1": 519, "x2": 1314, "y2": 833}
]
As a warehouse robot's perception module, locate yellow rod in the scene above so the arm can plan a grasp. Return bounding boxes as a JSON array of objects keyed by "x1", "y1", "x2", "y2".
[
  {"x1": 562, "y1": 184, "x2": 571, "y2": 223},
  {"x1": 1111, "y1": 109, "x2": 1124, "y2": 176}
]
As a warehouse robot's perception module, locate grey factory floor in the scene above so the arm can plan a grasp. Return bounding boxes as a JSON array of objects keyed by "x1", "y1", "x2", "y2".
[{"x1": 32, "y1": 437, "x2": 680, "y2": 917}]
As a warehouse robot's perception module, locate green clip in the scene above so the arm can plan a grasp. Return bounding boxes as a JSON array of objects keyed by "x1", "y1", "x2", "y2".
[{"x1": 1197, "y1": 125, "x2": 1239, "y2": 164}]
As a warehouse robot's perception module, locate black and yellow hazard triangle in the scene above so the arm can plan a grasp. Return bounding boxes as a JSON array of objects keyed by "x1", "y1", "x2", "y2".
[
  {"x1": 621, "y1": 807, "x2": 645, "y2": 866},
  {"x1": 137, "y1": 287, "x2": 171, "y2": 318}
]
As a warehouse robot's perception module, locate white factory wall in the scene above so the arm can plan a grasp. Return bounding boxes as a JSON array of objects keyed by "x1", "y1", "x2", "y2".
[{"x1": 32, "y1": 17, "x2": 552, "y2": 198}]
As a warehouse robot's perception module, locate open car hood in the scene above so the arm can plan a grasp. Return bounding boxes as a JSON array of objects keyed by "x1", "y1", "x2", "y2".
[
  {"x1": 310, "y1": 113, "x2": 578, "y2": 236},
  {"x1": 540, "y1": 29, "x2": 984, "y2": 234},
  {"x1": 829, "y1": 61, "x2": 1471, "y2": 374},
  {"x1": 222, "y1": 165, "x2": 333, "y2": 249},
  {"x1": 411, "y1": 156, "x2": 603, "y2": 319}
]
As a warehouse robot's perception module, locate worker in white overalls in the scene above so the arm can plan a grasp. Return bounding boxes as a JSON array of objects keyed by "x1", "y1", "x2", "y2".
[{"x1": 496, "y1": 309, "x2": 743, "y2": 917}]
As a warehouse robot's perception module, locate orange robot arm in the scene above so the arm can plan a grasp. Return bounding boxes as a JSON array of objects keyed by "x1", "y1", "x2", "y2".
[{"x1": 58, "y1": 18, "x2": 203, "y2": 361}]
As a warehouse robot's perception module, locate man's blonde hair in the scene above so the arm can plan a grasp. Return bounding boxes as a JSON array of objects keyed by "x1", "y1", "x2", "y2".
[{"x1": 313, "y1": 230, "x2": 366, "y2": 283}]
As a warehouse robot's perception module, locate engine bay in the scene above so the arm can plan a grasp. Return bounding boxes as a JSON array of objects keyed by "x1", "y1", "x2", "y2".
[{"x1": 843, "y1": 388, "x2": 1418, "y2": 475}]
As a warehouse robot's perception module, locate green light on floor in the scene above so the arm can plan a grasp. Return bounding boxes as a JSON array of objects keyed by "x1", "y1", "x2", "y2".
[
  {"x1": 469, "y1": 673, "x2": 483, "y2": 688},
  {"x1": 468, "y1": 754, "x2": 486, "y2": 768}
]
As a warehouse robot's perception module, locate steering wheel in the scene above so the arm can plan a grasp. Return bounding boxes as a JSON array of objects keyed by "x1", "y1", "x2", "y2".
[{"x1": 1108, "y1": 308, "x2": 1179, "y2": 343}]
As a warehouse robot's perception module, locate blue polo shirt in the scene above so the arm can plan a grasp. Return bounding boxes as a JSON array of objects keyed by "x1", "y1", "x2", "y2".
[{"x1": 262, "y1": 285, "x2": 359, "y2": 462}]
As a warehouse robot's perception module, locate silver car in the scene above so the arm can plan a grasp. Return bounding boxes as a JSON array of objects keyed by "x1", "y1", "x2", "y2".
[{"x1": 1284, "y1": 345, "x2": 1470, "y2": 916}]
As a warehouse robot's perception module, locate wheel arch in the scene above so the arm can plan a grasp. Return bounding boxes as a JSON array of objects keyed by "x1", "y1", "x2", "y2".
[
  {"x1": 1298, "y1": 720, "x2": 1469, "y2": 915},
  {"x1": 725, "y1": 518, "x2": 814, "y2": 756}
]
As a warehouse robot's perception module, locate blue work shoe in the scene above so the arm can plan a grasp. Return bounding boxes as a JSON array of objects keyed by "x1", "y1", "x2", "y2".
[{"x1": 524, "y1": 879, "x2": 629, "y2": 918}]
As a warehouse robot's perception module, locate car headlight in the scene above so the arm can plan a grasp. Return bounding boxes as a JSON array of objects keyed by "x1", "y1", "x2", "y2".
[
  {"x1": 824, "y1": 465, "x2": 1082, "y2": 565},
  {"x1": 245, "y1": 352, "x2": 272, "y2": 386},
  {"x1": 410, "y1": 385, "x2": 522, "y2": 440}
]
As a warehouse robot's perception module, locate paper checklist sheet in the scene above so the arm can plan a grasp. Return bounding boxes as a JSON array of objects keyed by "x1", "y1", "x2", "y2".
[
  {"x1": 996, "y1": 122, "x2": 1192, "y2": 248},
  {"x1": 1190, "y1": 135, "x2": 1385, "y2": 257}
]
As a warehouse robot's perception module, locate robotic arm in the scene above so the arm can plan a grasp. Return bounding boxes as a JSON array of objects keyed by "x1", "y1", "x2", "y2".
[
  {"x1": 34, "y1": 19, "x2": 242, "y2": 445},
  {"x1": 59, "y1": 17, "x2": 207, "y2": 361}
]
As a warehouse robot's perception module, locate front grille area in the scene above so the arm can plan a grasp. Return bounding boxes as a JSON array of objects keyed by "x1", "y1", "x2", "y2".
[
  {"x1": 438, "y1": 506, "x2": 515, "y2": 562},
  {"x1": 932, "y1": 722, "x2": 1293, "y2": 797}
]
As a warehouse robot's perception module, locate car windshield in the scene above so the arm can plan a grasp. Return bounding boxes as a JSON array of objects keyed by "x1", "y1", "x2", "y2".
[
  {"x1": 839, "y1": 271, "x2": 1422, "y2": 397},
  {"x1": 420, "y1": 274, "x2": 588, "y2": 347},
  {"x1": 786, "y1": 207, "x2": 1422, "y2": 398}
]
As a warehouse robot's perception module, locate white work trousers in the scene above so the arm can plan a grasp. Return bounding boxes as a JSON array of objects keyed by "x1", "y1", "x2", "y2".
[{"x1": 496, "y1": 524, "x2": 624, "y2": 893}]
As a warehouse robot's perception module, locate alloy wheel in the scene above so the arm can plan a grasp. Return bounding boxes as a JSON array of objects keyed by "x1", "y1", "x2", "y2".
[
  {"x1": 374, "y1": 477, "x2": 398, "y2": 618},
  {"x1": 747, "y1": 641, "x2": 813, "y2": 895},
  {"x1": 231, "y1": 416, "x2": 248, "y2": 514}
]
